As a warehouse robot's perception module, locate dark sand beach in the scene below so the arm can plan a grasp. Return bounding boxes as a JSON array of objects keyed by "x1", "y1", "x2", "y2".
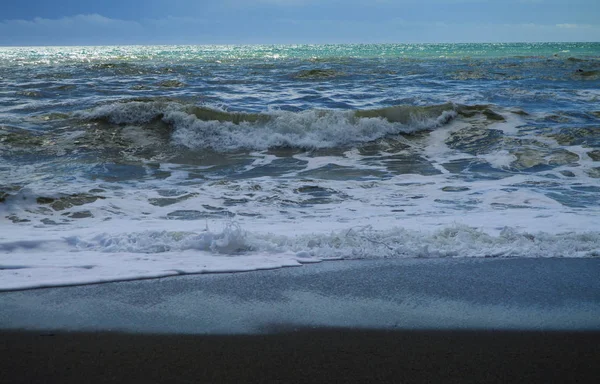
[
  {"x1": 2, "y1": 329, "x2": 599, "y2": 383},
  {"x1": 2, "y1": 258, "x2": 600, "y2": 383}
]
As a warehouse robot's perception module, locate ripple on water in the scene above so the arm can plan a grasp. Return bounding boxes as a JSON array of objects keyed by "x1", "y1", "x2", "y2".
[
  {"x1": 299, "y1": 164, "x2": 388, "y2": 180},
  {"x1": 381, "y1": 155, "x2": 441, "y2": 176},
  {"x1": 166, "y1": 209, "x2": 235, "y2": 220},
  {"x1": 148, "y1": 193, "x2": 198, "y2": 207}
]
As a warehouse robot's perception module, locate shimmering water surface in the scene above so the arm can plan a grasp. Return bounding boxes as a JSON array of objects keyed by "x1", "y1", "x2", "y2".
[{"x1": 1, "y1": 43, "x2": 600, "y2": 289}]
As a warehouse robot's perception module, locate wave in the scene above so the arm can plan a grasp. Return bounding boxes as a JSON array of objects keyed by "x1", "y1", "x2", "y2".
[
  {"x1": 75, "y1": 99, "x2": 504, "y2": 151},
  {"x1": 67, "y1": 223, "x2": 600, "y2": 259}
]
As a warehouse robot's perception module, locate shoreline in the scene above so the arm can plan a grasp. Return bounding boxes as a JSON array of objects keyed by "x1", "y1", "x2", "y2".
[
  {"x1": 0, "y1": 255, "x2": 596, "y2": 294},
  {"x1": 2, "y1": 258, "x2": 600, "y2": 382},
  {"x1": 2, "y1": 258, "x2": 599, "y2": 333}
]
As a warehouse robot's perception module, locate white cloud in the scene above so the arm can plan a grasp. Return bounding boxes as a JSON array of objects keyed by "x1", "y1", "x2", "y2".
[
  {"x1": 0, "y1": 14, "x2": 214, "y2": 46},
  {"x1": 0, "y1": 14, "x2": 145, "y2": 45},
  {"x1": 556, "y1": 23, "x2": 592, "y2": 29},
  {"x1": 8, "y1": 14, "x2": 140, "y2": 29}
]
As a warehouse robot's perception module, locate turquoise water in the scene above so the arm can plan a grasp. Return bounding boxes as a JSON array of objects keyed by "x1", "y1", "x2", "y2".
[{"x1": 2, "y1": 42, "x2": 599, "y2": 61}]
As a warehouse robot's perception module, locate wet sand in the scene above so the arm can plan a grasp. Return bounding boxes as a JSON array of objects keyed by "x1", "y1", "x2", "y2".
[
  {"x1": 1, "y1": 258, "x2": 600, "y2": 382},
  {"x1": 2, "y1": 258, "x2": 599, "y2": 332}
]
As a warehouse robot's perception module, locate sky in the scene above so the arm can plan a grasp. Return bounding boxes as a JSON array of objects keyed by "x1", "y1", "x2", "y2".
[{"x1": 1, "y1": 0, "x2": 599, "y2": 46}]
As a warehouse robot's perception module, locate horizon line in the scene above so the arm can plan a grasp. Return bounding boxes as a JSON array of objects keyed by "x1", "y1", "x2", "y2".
[{"x1": 1, "y1": 41, "x2": 599, "y2": 49}]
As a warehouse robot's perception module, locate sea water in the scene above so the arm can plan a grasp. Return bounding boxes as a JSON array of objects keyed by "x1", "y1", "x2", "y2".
[{"x1": 1, "y1": 43, "x2": 599, "y2": 290}]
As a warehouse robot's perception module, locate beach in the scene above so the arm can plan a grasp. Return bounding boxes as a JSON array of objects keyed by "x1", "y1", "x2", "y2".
[{"x1": 2, "y1": 258, "x2": 600, "y2": 382}]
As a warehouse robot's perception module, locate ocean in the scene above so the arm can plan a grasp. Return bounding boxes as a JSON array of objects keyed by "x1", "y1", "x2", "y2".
[{"x1": 1, "y1": 43, "x2": 599, "y2": 290}]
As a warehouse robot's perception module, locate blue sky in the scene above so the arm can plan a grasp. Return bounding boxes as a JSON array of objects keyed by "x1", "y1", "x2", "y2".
[{"x1": 1, "y1": 1, "x2": 599, "y2": 46}]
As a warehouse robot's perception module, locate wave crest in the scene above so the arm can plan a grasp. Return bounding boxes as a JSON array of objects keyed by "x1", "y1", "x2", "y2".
[{"x1": 78, "y1": 99, "x2": 460, "y2": 151}]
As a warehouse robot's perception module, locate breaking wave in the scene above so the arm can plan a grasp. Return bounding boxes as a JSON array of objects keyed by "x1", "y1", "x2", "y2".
[
  {"x1": 77, "y1": 99, "x2": 460, "y2": 151},
  {"x1": 70, "y1": 223, "x2": 600, "y2": 259}
]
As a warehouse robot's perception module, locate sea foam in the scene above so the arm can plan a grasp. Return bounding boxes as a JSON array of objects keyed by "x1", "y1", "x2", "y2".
[{"x1": 2, "y1": 220, "x2": 600, "y2": 290}]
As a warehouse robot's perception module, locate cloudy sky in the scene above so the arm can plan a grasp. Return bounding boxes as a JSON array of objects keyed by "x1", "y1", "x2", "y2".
[{"x1": 1, "y1": 0, "x2": 599, "y2": 46}]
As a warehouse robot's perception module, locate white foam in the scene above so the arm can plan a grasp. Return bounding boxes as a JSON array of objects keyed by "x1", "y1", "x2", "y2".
[
  {"x1": 3, "y1": 102, "x2": 600, "y2": 291},
  {"x1": 480, "y1": 150, "x2": 517, "y2": 169},
  {"x1": 2, "y1": 204, "x2": 600, "y2": 291},
  {"x1": 0, "y1": 248, "x2": 306, "y2": 291}
]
